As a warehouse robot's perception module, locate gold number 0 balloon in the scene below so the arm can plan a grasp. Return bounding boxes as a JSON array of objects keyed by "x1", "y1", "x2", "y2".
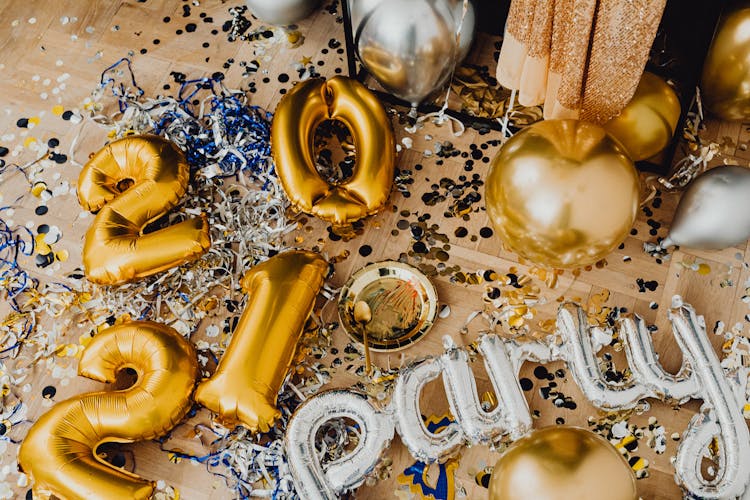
[
  {"x1": 271, "y1": 76, "x2": 395, "y2": 226},
  {"x1": 19, "y1": 321, "x2": 199, "y2": 500},
  {"x1": 195, "y1": 250, "x2": 328, "y2": 432},
  {"x1": 77, "y1": 135, "x2": 211, "y2": 285}
]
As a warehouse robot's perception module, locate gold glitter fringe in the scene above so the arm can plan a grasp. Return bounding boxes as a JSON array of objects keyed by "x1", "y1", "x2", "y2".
[{"x1": 497, "y1": 0, "x2": 667, "y2": 123}]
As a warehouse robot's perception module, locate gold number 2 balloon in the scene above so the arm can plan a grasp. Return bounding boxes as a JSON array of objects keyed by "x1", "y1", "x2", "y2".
[
  {"x1": 195, "y1": 250, "x2": 328, "y2": 432},
  {"x1": 77, "y1": 135, "x2": 211, "y2": 285},
  {"x1": 271, "y1": 76, "x2": 396, "y2": 226},
  {"x1": 18, "y1": 321, "x2": 200, "y2": 500}
]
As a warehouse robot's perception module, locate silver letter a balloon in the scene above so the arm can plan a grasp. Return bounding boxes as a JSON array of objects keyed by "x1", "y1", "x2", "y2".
[{"x1": 660, "y1": 165, "x2": 750, "y2": 250}]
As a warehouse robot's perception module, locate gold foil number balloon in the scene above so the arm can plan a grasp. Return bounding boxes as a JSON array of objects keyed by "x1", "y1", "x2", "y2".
[
  {"x1": 271, "y1": 76, "x2": 395, "y2": 227},
  {"x1": 701, "y1": 2, "x2": 750, "y2": 121},
  {"x1": 195, "y1": 250, "x2": 328, "y2": 432},
  {"x1": 485, "y1": 120, "x2": 639, "y2": 268},
  {"x1": 18, "y1": 321, "x2": 199, "y2": 500},
  {"x1": 488, "y1": 426, "x2": 637, "y2": 500},
  {"x1": 77, "y1": 135, "x2": 211, "y2": 285},
  {"x1": 604, "y1": 72, "x2": 681, "y2": 162}
]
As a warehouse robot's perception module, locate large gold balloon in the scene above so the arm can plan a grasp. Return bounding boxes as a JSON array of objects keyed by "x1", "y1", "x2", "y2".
[
  {"x1": 77, "y1": 135, "x2": 211, "y2": 285},
  {"x1": 489, "y1": 426, "x2": 638, "y2": 500},
  {"x1": 485, "y1": 120, "x2": 639, "y2": 269},
  {"x1": 271, "y1": 76, "x2": 395, "y2": 226},
  {"x1": 195, "y1": 250, "x2": 328, "y2": 432},
  {"x1": 18, "y1": 321, "x2": 199, "y2": 500},
  {"x1": 701, "y1": 3, "x2": 750, "y2": 121},
  {"x1": 604, "y1": 72, "x2": 681, "y2": 161}
]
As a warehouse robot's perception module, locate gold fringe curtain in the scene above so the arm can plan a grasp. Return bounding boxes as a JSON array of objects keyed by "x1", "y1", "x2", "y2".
[{"x1": 496, "y1": 0, "x2": 667, "y2": 124}]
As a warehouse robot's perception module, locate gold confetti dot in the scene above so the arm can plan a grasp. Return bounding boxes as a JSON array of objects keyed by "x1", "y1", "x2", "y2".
[
  {"x1": 23, "y1": 136, "x2": 37, "y2": 148},
  {"x1": 31, "y1": 181, "x2": 47, "y2": 197},
  {"x1": 52, "y1": 105, "x2": 64, "y2": 115},
  {"x1": 697, "y1": 263, "x2": 711, "y2": 275}
]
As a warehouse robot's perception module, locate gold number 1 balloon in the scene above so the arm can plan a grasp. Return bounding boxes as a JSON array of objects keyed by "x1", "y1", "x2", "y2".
[
  {"x1": 77, "y1": 135, "x2": 211, "y2": 285},
  {"x1": 18, "y1": 321, "x2": 199, "y2": 500},
  {"x1": 271, "y1": 76, "x2": 395, "y2": 226},
  {"x1": 195, "y1": 250, "x2": 328, "y2": 432}
]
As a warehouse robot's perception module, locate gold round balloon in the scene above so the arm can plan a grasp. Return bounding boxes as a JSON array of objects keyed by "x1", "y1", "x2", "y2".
[
  {"x1": 489, "y1": 426, "x2": 638, "y2": 500},
  {"x1": 701, "y1": 4, "x2": 750, "y2": 121},
  {"x1": 604, "y1": 72, "x2": 681, "y2": 161},
  {"x1": 485, "y1": 120, "x2": 639, "y2": 269}
]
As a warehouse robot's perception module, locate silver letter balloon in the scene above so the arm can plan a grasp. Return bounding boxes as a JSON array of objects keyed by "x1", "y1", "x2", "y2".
[
  {"x1": 353, "y1": 0, "x2": 475, "y2": 107},
  {"x1": 245, "y1": 0, "x2": 319, "y2": 26},
  {"x1": 285, "y1": 296, "x2": 750, "y2": 499},
  {"x1": 659, "y1": 165, "x2": 750, "y2": 250}
]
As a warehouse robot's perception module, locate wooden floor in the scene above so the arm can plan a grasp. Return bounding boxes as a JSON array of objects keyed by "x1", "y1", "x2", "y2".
[{"x1": 1, "y1": 1, "x2": 749, "y2": 499}]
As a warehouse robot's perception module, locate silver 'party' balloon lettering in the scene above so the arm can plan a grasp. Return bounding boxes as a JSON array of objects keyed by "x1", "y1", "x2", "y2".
[{"x1": 285, "y1": 297, "x2": 750, "y2": 499}]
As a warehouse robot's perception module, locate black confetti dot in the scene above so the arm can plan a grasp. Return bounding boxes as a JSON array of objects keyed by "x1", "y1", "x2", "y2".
[
  {"x1": 35, "y1": 253, "x2": 54, "y2": 268},
  {"x1": 111, "y1": 453, "x2": 126, "y2": 468},
  {"x1": 479, "y1": 227, "x2": 493, "y2": 238},
  {"x1": 454, "y1": 227, "x2": 468, "y2": 237},
  {"x1": 16, "y1": 118, "x2": 29, "y2": 128},
  {"x1": 47, "y1": 138, "x2": 59, "y2": 148},
  {"x1": 42, "y1": 385, "x2": 56, "y2": 399},
  {"x1": 358, "y1": 245, "x2": 372, "y2": 257},
  {"x1": 37, "y1": 224, "x2": 50, "y2": 234},
  {"x1": 278, "y1": 73, "x2": 289, "y2": 83},
  {"x1": 153, "y1": 39, "x2": 160, "y2": 44},
  {"x1": 185, "y1": 22, "x2": 197, "y2": 32},
  {"x1": 62, "y1": 110, "x2": 74, "y2": 120},
  {"x1": 35, "y1": 205, "x2": 48, "y2": 215},
  {"x1": 163, "y1": 16, "x2": 171, "y2": 22},
  {"x1": 0, "y1": 146, "x2": 7, "y2": 157},
  {"x1": 519, "y1": 378, "x2": 533, "y2": 391},
  {"x1": 533, "y1": 366, "x2": 549, "y2": 379}
]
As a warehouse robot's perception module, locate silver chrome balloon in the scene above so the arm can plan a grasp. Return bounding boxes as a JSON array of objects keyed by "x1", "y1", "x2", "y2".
[
  {"x1": 355, "y1": 0, "x2": 465, "y2": 106},
  {"x1": 392, "y1": 356, "x2": 463, "y2": 463},
  {"x1": 245, "y1": 0, "x2": 319, "y2": 25},
  {"x1": 351, "y1": 0, "x2": 475, "y2": 65},
  {"x1": 285, "y1": 297, "x2": 750, "y2": 499},
  {"x1": 660, "y1": 165, "x2": 750, "y2": 250}
]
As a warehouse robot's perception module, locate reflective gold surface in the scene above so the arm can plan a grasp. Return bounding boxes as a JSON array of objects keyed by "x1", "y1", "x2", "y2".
[
  {"x1": 77, "y1": 134, "x2": 211, "y2": 285},
  {"x1": 702, "y1": 4, "x2": 750, "y2": 120},
  {"x1": 18, "y1": 321, "x2": 199, "y2": 500},
  {"x1": 485, "y1": 120, "x2": 639, "y2": 269},
  {"x1": 338, "y1": 261, "x2": 438, "y2": 351},
  {"x1": 489, "y1": 426, "x2": 638, "y2": 500},
  {"x1": 604, "y1": 72, "x2": 681, "y2": 161},
  {"x1": 271, "y1": 76, "x2": 395, "y2": 226},
  {"x1": 194, "y1": 250, "x2": 328, "y2": 432}
]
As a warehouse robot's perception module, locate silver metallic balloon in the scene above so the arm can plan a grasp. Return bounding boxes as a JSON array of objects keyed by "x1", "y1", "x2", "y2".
[
  {"x1": 245, "y1": 0, "x2": 319, "y2": 25},
  {"x1": 285, "y1": 390, "x2": 394, "y2": 499},
  {"x1": 661, "y1": 165, "x2": 750, "y2": 250},
  {"x1": 668, "y1": 297, "x2": 750, "y2": 499},
  {"x1": 285, "y1": 297, "x2": 750, "y2": 499},
  {"x1": 351, "y1": 0, "x2": 475, "y2": 64},
  {"x1": 392, "y1": 356, "x2": 464, "y2": 463},
  {"x1": 355, "y1": 0, "x2": 465, "y2": 105}
]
